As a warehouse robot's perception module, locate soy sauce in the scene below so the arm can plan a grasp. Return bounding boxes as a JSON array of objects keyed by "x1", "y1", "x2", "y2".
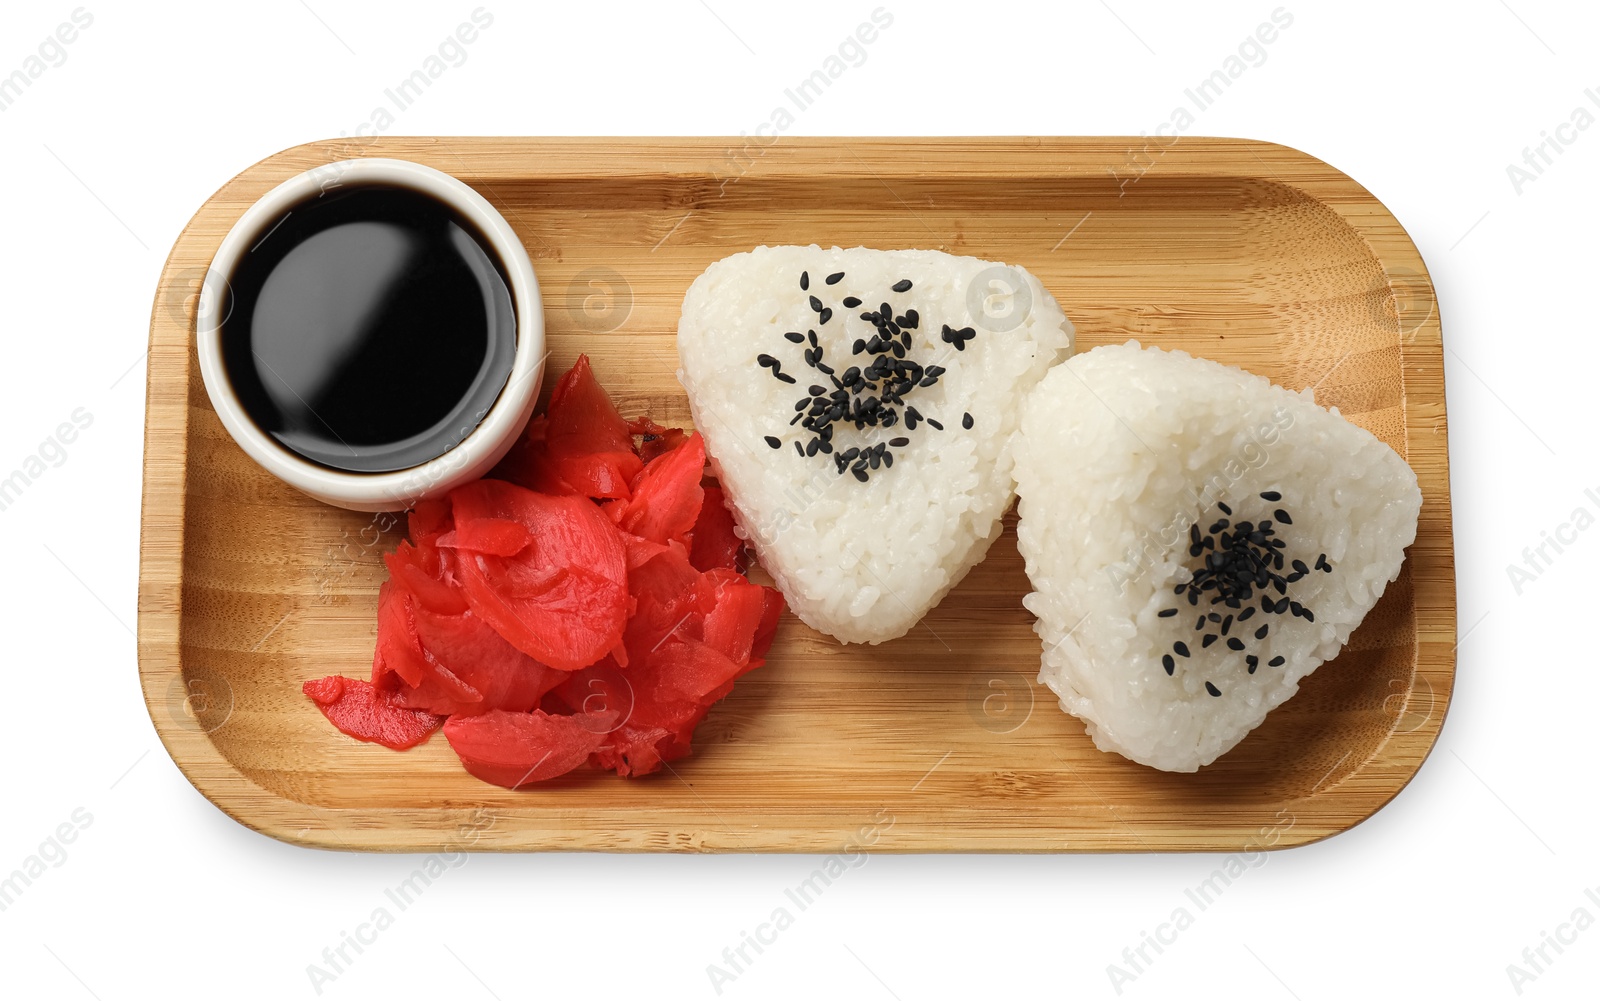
[{"x1": 220, "y1": 183, "x2": 516, "y2": 473}]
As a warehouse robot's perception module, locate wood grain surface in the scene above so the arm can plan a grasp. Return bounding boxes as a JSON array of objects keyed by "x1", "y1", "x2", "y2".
[{"x1": 137, "y1": 137, "x2": 1454, "y2": 852}]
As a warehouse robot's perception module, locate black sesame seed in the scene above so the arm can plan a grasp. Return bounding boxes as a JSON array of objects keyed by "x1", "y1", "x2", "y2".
[
  {"x1": 1260, "y1": 491, "x2": 1281, "y2": 502},
  {"x1": 775, "y1": 372, "x2": 796, "y2": 384},
  {"x1": 891, "y1": 279, "x2": 912, "y2": 293},
  {"x1": 1255, "y1": 624, "x2": 1269, "y2": 640},
  {"x1": 784, "y1": 331, "x2": 804, "y2": 343},
  {"x1": 1163, "y1": 654, "x2": 1175, "y2": 675},
  {"x1": 764, "y1": 436, "x2": 780, "y2": 449},
  {"x1": 927, "y1": 418, "x2": 944, "y2": 431},
  {"x1": 757, "y1": 353, "x2": 777, "y2": 368},
  {"x1": 1275, "y1": 509, "x2": 1292, "y2": 525},
  {"x1": 1303, "y1": 608, "x2": 1315, "y2": 622},
  {"x1": 1268, "y1": 656, "x2": 1285, "y2": 667},
  {"x1": 1217, "y1": 502, "x2": 1233, "y2": 516},
  {"x1": 809, "y1": 295, "x2": 823, "y2": 313},
  {"x1": 852, "y1": 467, "x2": 868, "y2": 482},
  {"x1": 843, "y1": 296, "x2": 861, "y2": 308},
  {"x1": 800, "y1": 271, "x2": 809, "y2": 291},
  {"x1": 1195, "y1": 615, "x2": 1206, "y2": 630},
  {"x1": 1202, "y1": 634, "x2": 1218, "y2": 648},
  {"x1": 808, "y1": 330, "x2": 819, "y2": 347},
  {"x1": 793, "y1": 441, "x2": 803, "y2": 457},
  {"x1": 820, "y1": 307, "x2": 833, "y2": 324},
  {"x1": 1221, "y1": 615, "x2": 1233, "y2": 635},
  {"x1": 1174, "y1": 641, "x2": 1191, "y2": 658},
  {"x1": 962, "y1": 412, "x2": 974, "y2": 430},
  {"x1": 1205, "y1": 682, "x2": 1222, "y2": 697},
  {"x1": 1227, "y1": 638, "x2": 1245, "y2": 651},
  {"x1": 825, "y1": 271, "x2": 844, "y2": 285},
  {"x1": 1158, "y1": 608, "x2": 1178, "y2": 618},
  {"x1": 1239, "y1": 606, "x2": 1256, "y2": 621},
  {"x1": 1274, "y1": 597, "x2": 1290, "y2": 613},
  {"x1": 1247, "y1": 656, "x2": 1259, "y2": 674}
]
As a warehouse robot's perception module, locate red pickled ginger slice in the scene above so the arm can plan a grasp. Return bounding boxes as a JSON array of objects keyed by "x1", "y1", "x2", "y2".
[
  {"x1": 443, "y1": 708, "x2": 618, "y2": 788},
  {"x1": 690, "y1": 485, "x2": 745, "y2": 573},
  {"x1": 303, "y1": 675, "x2": 443, "y2": 750},
  {"x1": 609, "y1": 432, "x2": 705, "y2": 548},
  {"x1": 545, "y1": 355, "x2": 642, "y2": 500},
  {"x1": 447, "y1": 479, "x2": 630, "y2": 671}
]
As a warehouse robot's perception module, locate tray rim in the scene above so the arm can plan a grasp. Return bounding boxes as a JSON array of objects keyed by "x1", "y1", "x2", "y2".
[{"x1": 137, "y1": 136, "x2": 1456, "y2": 853}]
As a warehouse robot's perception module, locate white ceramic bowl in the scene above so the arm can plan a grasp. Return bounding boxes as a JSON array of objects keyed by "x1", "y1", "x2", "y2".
[{"x1": 195, "y1": 157, "x2": 543, "y2": 512}]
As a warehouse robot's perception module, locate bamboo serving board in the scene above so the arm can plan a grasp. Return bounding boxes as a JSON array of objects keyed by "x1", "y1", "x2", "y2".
[{"x1": 138, "y1": 137, "x2": 1453, "y2": 852}]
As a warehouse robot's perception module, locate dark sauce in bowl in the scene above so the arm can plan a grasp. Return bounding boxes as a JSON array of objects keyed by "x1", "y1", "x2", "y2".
[{"x1": 219, "y1": 184, "x2": 516, "y2": 473}]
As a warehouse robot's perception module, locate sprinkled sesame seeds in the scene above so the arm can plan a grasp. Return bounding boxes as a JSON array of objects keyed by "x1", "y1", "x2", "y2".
[
  {"x1": 1154, "y1": 490, "x2": 1334, "y2": 691},
  {"x1": 1205, "y1": 682, "x2": 1222, "y2": 697},
  {"x1": 784, "y1": 331, "x2": 804, "y2": 343},
  {"x1": 939, "y1": 324, "x2": 976, "y2": 351},
  {"x1": 764, "y1": 436, "x2": 780, "y2": 449},
  {"x1": 764, "y1": 271, "x2": 982, "y2": 482},
  {"x1": 800, "y1": 271, "x2": 809, "y2": 290},
  {"x1": 1163, "y1": 654, "x2": 1175, "y2": 675}
]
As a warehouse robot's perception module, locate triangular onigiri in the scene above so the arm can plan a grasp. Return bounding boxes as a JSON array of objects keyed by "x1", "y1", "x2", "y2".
[
  {"x1": 678, "y1": 246, "x2": 1074, "y2": 643},
  {"x1": 1011, "y1": 341, "x2": 1422, "y2": 771}
]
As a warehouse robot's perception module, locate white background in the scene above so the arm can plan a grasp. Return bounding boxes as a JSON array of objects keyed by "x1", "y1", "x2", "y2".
[{"x1": 1, "y1": 1, "x2": 1596, "y2": 998}]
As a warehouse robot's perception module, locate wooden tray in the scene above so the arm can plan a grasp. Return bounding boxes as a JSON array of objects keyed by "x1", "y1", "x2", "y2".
[{"x1": 138, "y1": 137, "x2": 1454, "y2": 852}]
